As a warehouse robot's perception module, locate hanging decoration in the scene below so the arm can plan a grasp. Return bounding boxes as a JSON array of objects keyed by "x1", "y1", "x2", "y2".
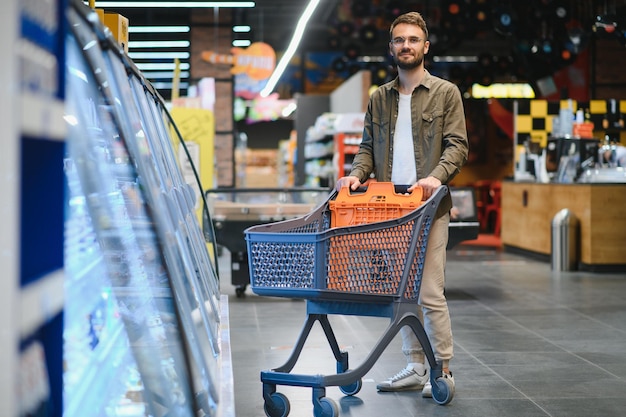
[{"x1": 201, "y1": 42, "x2": 276, "y2": 99}]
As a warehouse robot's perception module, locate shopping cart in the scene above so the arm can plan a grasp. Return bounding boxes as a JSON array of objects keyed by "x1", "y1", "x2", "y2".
[{"x1": 245, "y1": 185, "x2": 453, "y2": 417}]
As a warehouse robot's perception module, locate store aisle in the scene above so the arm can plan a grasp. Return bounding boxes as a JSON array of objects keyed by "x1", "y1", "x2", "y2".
[{"x1": 219, "y1": 244, "x2": 626, "y2": 417}]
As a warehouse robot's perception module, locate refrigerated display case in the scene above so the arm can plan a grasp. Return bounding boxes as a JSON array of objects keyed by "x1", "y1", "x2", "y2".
[{"x1": 62, "y1": 1, "x2": 230, "y2": 417}]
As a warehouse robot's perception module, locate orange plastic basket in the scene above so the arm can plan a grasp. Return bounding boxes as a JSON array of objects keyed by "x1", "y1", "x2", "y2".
[{"x1": 329, "y1": 182, "x2": 424, "y2": 228}]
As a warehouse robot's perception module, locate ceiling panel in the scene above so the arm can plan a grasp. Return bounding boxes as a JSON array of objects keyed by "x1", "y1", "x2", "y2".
[{"x1": 87, "y1": 0, "x2": 626, "y2": 100}]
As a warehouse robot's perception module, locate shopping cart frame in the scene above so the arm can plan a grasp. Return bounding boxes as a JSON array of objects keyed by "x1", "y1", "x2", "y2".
[{"x1": 245, "y1": 186, "x2": 453, "y2": 417}]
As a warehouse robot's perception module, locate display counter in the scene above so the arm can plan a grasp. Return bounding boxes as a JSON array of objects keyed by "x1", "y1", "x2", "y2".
[{"x1": 502, "y1": 182, "x2": 626, "y2": 272}]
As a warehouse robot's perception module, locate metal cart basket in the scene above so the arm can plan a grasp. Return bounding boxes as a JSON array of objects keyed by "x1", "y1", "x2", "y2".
[
  {"x1": 244, "y1": 185, "x2": 454, "y2": 417},
  {"x1": 205, "y1": 187, "x2": 329, "y2": 297}
]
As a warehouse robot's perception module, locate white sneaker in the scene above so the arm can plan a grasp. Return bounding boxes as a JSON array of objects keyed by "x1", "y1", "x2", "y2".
[
  {"x1": 422, "y1": 371, "x2": 454, "y2": 398},
  {"x1": 376, "y1": 365, "x2": 429, "y2": 392},
  {"x1": 422, "y1": 380, "x2": 432, "y2": 397}
]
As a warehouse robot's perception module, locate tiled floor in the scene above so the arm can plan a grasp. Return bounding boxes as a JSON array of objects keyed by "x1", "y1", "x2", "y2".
[{"x1": 219, "y1": 242, "x2": 626, "y2": 417}]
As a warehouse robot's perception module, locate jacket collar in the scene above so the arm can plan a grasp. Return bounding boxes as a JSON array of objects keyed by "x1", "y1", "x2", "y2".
[{"x1": 389, "y1": 69, "x2": 432, "y2": 93}]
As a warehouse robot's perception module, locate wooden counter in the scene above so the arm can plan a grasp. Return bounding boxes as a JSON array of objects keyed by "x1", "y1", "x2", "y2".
[{"x1": 501, "y1": 182, "x2": 626, "y2": 271}]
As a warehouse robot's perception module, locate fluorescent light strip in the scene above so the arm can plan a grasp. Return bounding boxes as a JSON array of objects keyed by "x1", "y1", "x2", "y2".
[
  {"x1": 142, "y1": 71, "x2": 190, "y2": 79},
  {"x1": 129, "y1": 26, "x2": 190, "y2": 33},
  {"x1": 232, "y1": 40, "x2": 251, "y2": 47},
  {"x1": 433, "y1": 55, "x2": 479, "y2": 63},
  {"x1": 129, "y1": 52, "x2": 190, "y2": 59},
  {"x1": 357, "y1": 56, "x2": 386, "y2": 63},
  {"x1": 136, "y1": 62, "x2": 190, "y2": 70},
  {"x1": 128, "y1": 40, "x2": 190, "y2": 48},
  {"x1": 233, "y1": 25, "x2": 251, "y2": 33},
  {"x1": 282, "y1": 102, "x2": 297, "y2": 117},
  {"x1": 260, "y1": 0, "x2": 320, "y2": 97},
  {"x1": 152, "y1": 82, "x2": 190, "y2": 89},
  {"x1": 91, "y1": 2, "x2": 254, "y2": 8}
]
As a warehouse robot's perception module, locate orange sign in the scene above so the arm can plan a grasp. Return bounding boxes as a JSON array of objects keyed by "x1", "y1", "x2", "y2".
[{"x1": 202, "y1": 42, "x2": 276, "y2": 80}]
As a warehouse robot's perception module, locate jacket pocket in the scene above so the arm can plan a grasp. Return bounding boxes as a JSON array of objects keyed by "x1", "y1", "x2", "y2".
[{"x1": 421, "y1": 110, "x2": 443, "y2": 140}]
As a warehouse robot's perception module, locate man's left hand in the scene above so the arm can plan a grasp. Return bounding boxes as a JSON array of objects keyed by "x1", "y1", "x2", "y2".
[{"x1": 411, "y1": 176, "x2": 441, "y2": 200}]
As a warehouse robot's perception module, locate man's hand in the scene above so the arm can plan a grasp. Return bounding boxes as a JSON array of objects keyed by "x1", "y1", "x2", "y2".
[
  {"x1": 411, "y1": 176, "x2": 441, "y2": 200},
  {"x1": 335, "y1": 176, "x2": 362, "y2": 191}
]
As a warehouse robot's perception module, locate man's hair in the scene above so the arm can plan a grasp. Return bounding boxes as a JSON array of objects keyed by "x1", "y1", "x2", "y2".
[{"x1": 389, "y1": 12, "x2": 429, "y2": 40}]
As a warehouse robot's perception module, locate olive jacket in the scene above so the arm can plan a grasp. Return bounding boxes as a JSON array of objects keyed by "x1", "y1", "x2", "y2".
[{"x1": 349, "y1": 70, "x2": 469, "y2": 217}]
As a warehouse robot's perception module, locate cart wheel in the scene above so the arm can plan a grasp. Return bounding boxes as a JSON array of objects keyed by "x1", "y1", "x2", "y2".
[
  {"x1": 264, "y1": 392, "x2": 290, "y2": 417},
  {"x1": 235, "y1": 285, "x2": 246, "y2": 298},
  {"x1": 431, "y1": 375, "x2": 455, "y2": 405},
  {"x1": 314, "y1": 397, "x2": 338, "y2": 417},
  {"x1": 339, "y1": 376, "x2": 362, "y2": 396}
]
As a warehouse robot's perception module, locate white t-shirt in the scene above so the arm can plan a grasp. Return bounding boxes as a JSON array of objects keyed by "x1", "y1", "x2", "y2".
[
  {"x1": 615, "y1": 145, "x2": 626, "y2": 167},
  {"x1": 391, "y1": 92, "x2": 417, "y2": 185}
]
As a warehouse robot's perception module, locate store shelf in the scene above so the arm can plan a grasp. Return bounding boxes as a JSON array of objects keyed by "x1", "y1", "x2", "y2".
[
  {"x1": 304, "y1": 113, "x2": 365, "y2": 186},
  {"x1": 304, "y1": 136, "x2": 334, "y2": 160},
  {"x1": 63, "y1": 321, "x2": 134, "y2": 417},
  {"x1": 334, "y1": 132, "x2": 362, "y2": 179},
  {"x1": 20, "y1": 91, "x2": 66, "y2": 140},
  {"x1": 19, "y1": 269, "x2": 65, "y2": 339}
]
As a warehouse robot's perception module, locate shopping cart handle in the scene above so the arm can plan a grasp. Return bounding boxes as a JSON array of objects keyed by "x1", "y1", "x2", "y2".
[
  {"x1": 394, "y1": 184, "x2": 411, "y2": 194},
  {"x1": 350, "y1": 184, "x2": 412, "y2": 195}
]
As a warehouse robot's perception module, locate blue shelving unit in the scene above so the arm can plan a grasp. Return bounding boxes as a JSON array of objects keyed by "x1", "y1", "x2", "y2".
[{"x1": 0, "y1": 0, "x2": 68, "y2": 416}]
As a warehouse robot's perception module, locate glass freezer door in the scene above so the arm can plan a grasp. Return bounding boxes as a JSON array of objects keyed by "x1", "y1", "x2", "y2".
[
  {"x1": 128, "y1": 75, "x2": 222, "y2": 353},
  {"x1": 103, "y1": 51, "x2": 221, "y2": 404}
]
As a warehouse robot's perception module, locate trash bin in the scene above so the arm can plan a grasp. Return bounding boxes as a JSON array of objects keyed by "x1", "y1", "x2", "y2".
[{"x1": 551, "y1": 208, "x2": 579, "y2": 271}]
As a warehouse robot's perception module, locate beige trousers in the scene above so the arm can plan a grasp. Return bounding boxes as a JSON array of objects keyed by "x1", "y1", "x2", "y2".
[{"x1": 400, "y1": 212, "x2": 453, "y2": 369}]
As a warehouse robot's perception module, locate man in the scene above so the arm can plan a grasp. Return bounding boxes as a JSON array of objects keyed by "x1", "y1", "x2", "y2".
[
  {"x1": 601, "y1": 143, "x2": 626, "y2": 167},
  {"x1": 335, "y1": 11, "x2": 469, "y2": 397}
]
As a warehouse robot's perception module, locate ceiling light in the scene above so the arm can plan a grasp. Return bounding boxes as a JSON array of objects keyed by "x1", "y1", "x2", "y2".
[
  {"x1": 129, "y1": 26, "x2": 190, "y2": 33},
  {"x1": 232, "y1": 40, "x2": 251, "y2": 47},
  {"x1": 282, "y1": 102, "x2": 297, "y2": 118},
  {"x1": 128, "y1": 40, "x2": 190, "y2": 48},
  {"x1": 90, "y1": 2, "x2": 255, "y2": 8},
  {"x1": 433, "y1": 55, "x2": 478, "y2": 63},
  {"x1": 136, "y1": 62, "x2": 190, "y2": 71},
  {"x1": 142, "y1": 71, "x2": 190, "y2": 79},
  {"x1": 233, "y1": 26, "x2": 251, "y2": 33},
  {"x1": 357, "y1": 56, "x2": 386, "y2": 63},
  {"x1": 152, "y1": 82, "x2": 190, "y2": 89},
  {"x1": 260, "y1": 0, "x2": 320, "y2": 97},
  {"x1": 129, "y1": 52, "x2": 190, "y2": 59}
]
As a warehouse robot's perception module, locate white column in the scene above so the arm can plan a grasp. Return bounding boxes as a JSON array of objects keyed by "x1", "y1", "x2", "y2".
[{"x1": 0, "y1": 0, "x2": 21, "y2": 415}]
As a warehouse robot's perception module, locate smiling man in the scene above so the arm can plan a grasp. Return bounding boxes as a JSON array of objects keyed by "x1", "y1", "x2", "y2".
[{"x1": 335, "y1": 11, "x2": 469, "y2": 398}]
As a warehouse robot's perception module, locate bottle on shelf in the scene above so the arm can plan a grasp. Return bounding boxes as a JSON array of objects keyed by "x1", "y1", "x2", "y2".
[{"x1": 606, "y1": 99, "x2": 624, "y2": 130}]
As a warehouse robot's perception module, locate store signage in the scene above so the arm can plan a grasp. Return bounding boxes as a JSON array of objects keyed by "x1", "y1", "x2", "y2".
[
  {"x1": 472, "y1": 83, "x2": 535, "y2": 99},
  {"x1": 201, "y1": 42, "x2": 276, "y2": 80}
]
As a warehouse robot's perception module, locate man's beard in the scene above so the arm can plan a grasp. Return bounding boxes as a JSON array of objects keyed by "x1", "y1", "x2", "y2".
[{"x1": 394, "y1": 52, "x2": 423, "y2": 70}]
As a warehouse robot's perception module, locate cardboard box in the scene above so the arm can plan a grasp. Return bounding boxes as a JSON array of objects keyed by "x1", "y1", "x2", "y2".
[
  {"x1": 572, "y1": 122, "x2": 594, "y2": 139},
  {"x1": 103, "y1": 11, "x2": 129, "y2": 53},
  {"x1": 243, "y1": 166, "x2": 278, "y2": 188},
  {"x1": 94, "y1": 8, "x2": 104, "y2": 23}
]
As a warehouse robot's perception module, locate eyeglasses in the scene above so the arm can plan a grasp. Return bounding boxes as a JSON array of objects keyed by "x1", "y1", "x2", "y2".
[{"x1": 390, "y1": 36, "x2": 424, "y2": 46}]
